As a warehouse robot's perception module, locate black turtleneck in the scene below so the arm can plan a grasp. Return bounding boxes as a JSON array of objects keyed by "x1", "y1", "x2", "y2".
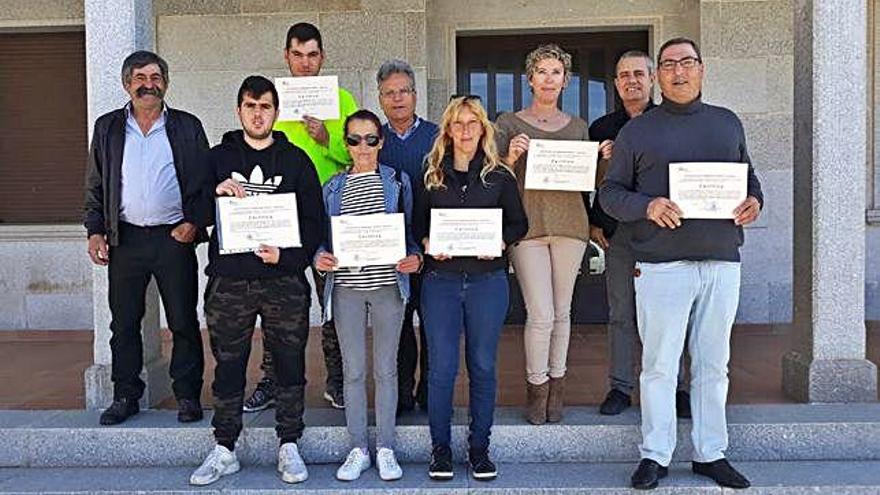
[
  {"x1": 598, "y1": 96, "x2": 763, "y2": 263},
  {"x1": 413, "y1": 151, "x2": 528, "y2": 274}
]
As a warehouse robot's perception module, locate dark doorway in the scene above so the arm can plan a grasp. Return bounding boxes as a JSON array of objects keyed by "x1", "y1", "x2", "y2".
[{"x1": 456, "y1": 30, "x2": 650, "y2": 324}]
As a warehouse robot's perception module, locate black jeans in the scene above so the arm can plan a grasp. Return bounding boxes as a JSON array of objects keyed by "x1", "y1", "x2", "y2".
[
  {"x1": 397, "y1": 272, "x2": 428, "y2": 403},
  {"x1": 258, "y1": 266, "x2": 343, "y2": 393},
  {"x1": 206, "y1": 275, "x2": 310, "y2": 445},
  {"x1": 107, "y1": 222, "x2": 204, "y2": 401}
]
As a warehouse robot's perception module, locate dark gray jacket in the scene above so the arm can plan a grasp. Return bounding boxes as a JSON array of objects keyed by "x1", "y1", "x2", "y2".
[{"x1": 83, "y1": 105, "x2": 210, "y2": 245}]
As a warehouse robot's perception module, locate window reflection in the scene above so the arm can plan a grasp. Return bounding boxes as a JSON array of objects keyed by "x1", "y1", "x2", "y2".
[
  {"x1": 469, "y1": 72, "x2": 489, "y2": 103},
  {"x1": 588, "y1": 79, "x2": 606, "y2": 125},
  {"x1": 562, "y1": 74, "x2": 580, "y2": 116},
  {"x1": 496, "y1": 73, "x2": 514, "y2": 113},
  {"x1": 521, "y1": 73, "x2": 532, "y2": 108}
]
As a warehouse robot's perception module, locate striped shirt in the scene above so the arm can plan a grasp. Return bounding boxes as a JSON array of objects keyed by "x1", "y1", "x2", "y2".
[{"x1": 334, "y1": 171, "x2": 398, "y2": 290}]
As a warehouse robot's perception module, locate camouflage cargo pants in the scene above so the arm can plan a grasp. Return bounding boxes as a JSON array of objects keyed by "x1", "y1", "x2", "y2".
[{"x1": 205, "y1": 275, "x2": 310, "y2": 446}]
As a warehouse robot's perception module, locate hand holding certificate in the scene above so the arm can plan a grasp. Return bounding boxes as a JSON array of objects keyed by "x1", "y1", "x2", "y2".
[
  {"x1": 524, "y1": 139, "x2": 599, "y2": 191},
  {"x1": 668, "y1": 162, "x2": 748, "y2": 219},
  {"x1": 217, "y1": 193, "x2": 301, "y2": 255},
  {"x1": 275, "y1": 75, "x2": 340, "y2": 121},
  {"x1": 428, "y1": 208, "x2": 503, "y2": 258},
  {"x1": 331, "y1": 213, "x2": 406, "y2": 268}
]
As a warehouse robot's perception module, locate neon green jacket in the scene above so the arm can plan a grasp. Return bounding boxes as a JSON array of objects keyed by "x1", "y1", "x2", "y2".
[{"x1": 274, "y1": 87, "x2": 358, "y2": 185}]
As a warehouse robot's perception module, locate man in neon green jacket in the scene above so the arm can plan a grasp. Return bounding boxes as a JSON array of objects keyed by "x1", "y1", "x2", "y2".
[{"x1": 244, "y1": 22, "x2": 356, "y2": 413}]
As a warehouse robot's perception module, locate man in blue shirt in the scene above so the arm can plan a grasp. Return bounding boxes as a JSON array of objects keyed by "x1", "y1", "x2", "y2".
[
  {"x1": 84, "y1": 51, "x2": 210, "y2": 426},
  {"x1": 375, "y1": 59, "x2": 438, "y2": 412}
]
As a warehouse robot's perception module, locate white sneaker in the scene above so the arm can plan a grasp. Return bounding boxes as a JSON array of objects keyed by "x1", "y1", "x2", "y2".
[
  {"x1": 376, "y1": 447, "x2": 403, "y2": 481},
  {"x1": 190, "y1": 445, "x2": 240, "y2": 486},
  {"x1": 336, "y1": 447, "x2": 371, "y2": 481},
  {"x1": 278, "y1": 442, "x2": 309, "y2": 483}
]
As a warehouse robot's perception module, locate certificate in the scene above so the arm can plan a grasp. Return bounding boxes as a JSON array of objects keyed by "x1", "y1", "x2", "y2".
[
  {"x1": 428, "y1": 208, "x2": 503, "y2": 258},
  {"x1": 331, "y1": 213, "x2": 406, "y2": 268},
  {"x1": 524, "y1": 139, "x2": 599, "y2": 191},
  {"x1": 275, "y1": 75, "x2": 340, "y2": 121},
  {"x1": 216, "y1": 193, "x2": 301, "y2": 255},
  {"x1": 668, "y1": 162, "x2": 748, "y2": 219}
]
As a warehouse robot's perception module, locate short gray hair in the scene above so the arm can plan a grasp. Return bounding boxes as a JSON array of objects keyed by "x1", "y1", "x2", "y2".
[
  {"x1": 376, "y1": 59, "x2": 415, "y2": 88},
  {"x1": 616, "y1": 50, "x2": 654, "y2": 76},
  {"x1": 121, "y1": 50, "x2": 169, "y2": 85}
]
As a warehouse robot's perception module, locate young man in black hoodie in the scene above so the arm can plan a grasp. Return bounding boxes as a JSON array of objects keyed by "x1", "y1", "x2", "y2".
[{"x1": 190, "y1": 76, "x2": 324, "y2": 486}]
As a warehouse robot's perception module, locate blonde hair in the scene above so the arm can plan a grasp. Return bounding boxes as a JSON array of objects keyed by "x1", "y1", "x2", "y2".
[
  {"x1": 423, "y1": 97, "x2": 512, "y2": 190},
  {"x1": 525, "y1": 43, "x2": 572, "y2": 89}
]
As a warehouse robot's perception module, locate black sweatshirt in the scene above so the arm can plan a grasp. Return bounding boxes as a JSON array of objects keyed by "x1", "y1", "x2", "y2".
[
  {"x1": 587, "y1": 101, "x2": 656, "y2": 239},
  {"x1": 599, "y1": 97, "x2": 763, "y2": 263},
  {"x1": 413, "y1": 151, "x2": 528, "y2": 274},
  {"x1": 205, "y1": 130, "x2": 325, "y2": 279}
]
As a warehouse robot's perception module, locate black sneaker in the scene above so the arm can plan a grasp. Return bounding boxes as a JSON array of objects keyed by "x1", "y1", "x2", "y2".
[
  {"x1": 468, "y1": 447, "x2": 497, "y2": 481},
  {"x1": 428, "y1": 444, "x2": 454, "y2": 480},
  {"x1": 177, "y1": 398, "x2": 203, "y2": 423},
  {"x1": 99, "y1": 398, "x2": 140, "y2": 425},
  {"x1": 243, "y1": 380, "x2": 275, "y2": 413},
  {"x1": 323, "y1": 387, "x2": 345, "y2": 409},
  {"x1": 676, "y1": 390, "x2": 692, "y2": 419},
  {"x1": 599, "y1": 389, "x2": 632, "y2": 415}
]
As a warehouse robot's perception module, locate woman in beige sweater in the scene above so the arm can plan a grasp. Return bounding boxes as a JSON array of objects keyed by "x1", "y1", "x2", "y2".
[{"x1": 496, "y1": 44, "x2": 591, "y2": 425}]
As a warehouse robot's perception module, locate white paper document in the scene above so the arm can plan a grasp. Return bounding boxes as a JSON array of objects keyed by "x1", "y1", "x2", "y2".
[
  {"x1": 524, "y1": 139, "x2": 599, "y2": 191},
  {"x1": 428, "y1": 208, "x2": 503, "y2": 258},
  {"x1": 331, "y1": 213, "x2": 406, "y2": 268},
  {"x1": 275, "y1": 75, "x2": 340, "y2": 121},
  {"x1": 217, "y1": 193, "x2": 301, "y2": 255},
  {"x1": 668, "y1": 162, "x2": 748, "y2": 219}
]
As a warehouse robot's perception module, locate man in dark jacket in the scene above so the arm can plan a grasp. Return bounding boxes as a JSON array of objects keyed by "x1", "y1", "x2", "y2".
[
  {"x1": 84, "y1": 50, "x2": 209, "y2": 426},
  {"x1": 190, "y1": 75, "x2": 323, "y2": 486},
  {"x1": 601, "y1": 38, "x2": 762, "y2": 491}
]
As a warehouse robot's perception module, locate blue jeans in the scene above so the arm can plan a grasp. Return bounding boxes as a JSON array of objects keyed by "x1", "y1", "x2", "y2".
[
  {"x1": 420, "y1": 268, "x2": 509, "y2": 451},
  {"x1": 634, "y1": 260, "x2": 741, "y2": 466}
]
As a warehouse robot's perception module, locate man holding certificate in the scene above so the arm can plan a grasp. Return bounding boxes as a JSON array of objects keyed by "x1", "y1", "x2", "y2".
[
  {"x1": 191, "y1": 76, "x2": 323, "y2": 487},
  {"x1": 245, "y1": 22, "x2": 357, "y2": 414},
  {"x1": 600, "y1": 38, "x2": 762, "y2": 491}
]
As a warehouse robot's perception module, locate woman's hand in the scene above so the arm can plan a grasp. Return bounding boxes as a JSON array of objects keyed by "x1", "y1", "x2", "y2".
[
  {"x1": 504, "y1": 133, "x2": 530, "y2": 165},
  {"x1": 216, "y1": 178, "x2": 246, "y2": 198},
  {"x1": 315, "y1": 251, "x2": 339, "y2": 272},
  {"x1": 254, "y1": 244, "x2": 280, "y2": 264},
  {"x1": 423, "y1": 239, "x2": 451, "y2": 261},
  {"x1": 396, "y1": 254, "x2": 422, "y2": 274}
]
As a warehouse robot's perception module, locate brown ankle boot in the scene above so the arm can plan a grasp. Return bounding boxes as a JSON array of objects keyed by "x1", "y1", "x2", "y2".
[
  {"x1": 525, "y1": 381, "x2": 550, "y2": 424},
  {"x1": 547, "y1": 376, "x2": 566, "y2": 423}
]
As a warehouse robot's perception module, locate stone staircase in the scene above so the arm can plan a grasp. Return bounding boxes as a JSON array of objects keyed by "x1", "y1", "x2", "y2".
[{"x1": 2, "y1": 404, "x2": 880, "y2": 493}]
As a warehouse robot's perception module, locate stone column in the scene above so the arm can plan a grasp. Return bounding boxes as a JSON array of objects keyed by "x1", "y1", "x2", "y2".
[
  {"x1": 83, "y1": 0, "x2": 170, "y2": 410},
  {"x1": 783, "y1": 0, "x2": 877, "y2": 402}
]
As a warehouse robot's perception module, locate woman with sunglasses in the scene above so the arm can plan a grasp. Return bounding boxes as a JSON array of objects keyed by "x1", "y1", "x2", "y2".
[
  {"x1": 415, "y1": 96, "x2": 528, "y2": 481},
  {"x1": 314, "y1": 109, "x2": 422, "y2": 482},
  {"x1": 495, "y1": 44, "x2": 592, "y2": 425}
]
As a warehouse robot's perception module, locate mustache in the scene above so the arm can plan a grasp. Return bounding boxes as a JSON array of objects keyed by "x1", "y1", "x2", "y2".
[{"x1": 136, "y1": 87, "x2": 163, "y2": 98}]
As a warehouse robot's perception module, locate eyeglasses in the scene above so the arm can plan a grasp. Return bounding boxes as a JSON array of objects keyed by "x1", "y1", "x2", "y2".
[
  {"x1": 379, "y1": 87, "x2": 415, "y2": 99},
  {"x1": 449, "y1": 94, "x2": 482, "y2": 103},
  {"x1": 658, "y1": 56, "x2": 701, "y2": 72},
  {"x1": 345, "y1": 134, "x2": 381, "y2": 147}
]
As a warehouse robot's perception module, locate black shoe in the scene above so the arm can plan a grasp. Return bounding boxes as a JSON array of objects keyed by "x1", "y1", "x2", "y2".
[
  {"x1": 599, "y1": 389, "x2": 632, "y2": 415},
  {"x1": 323, "y1": 387, "x2": 345, "y2": 409},
  {"x1": 396, "y1": 393, "x2": 415, "y2": 415},
  {"x1": 99, "y1": 398, "x2": 140, "y2": 426},
  {"x1": 676, "y1": 390, "x2": 692, "y2": 419},
  {"x1": 631, "y1": 458, "x2": 668, "y2": 490},
  {"x1": 243, "y1": 380, "x2": 275, "y2": 413},
  {"x1": 428, "y1": 444, "x2": 454, "y2": 480},
  {"x1": 468, "y1": 447, "x2": 497, "y2": 481},
  {"x1": 692, "y1": 458, "x2": 750, "y2": 489},
  {"x1": 177, "y1": 398, "x2": 203, "y2": 423}
]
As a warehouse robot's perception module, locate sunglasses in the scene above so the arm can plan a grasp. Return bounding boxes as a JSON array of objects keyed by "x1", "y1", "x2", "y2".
[
  {"x1": 345, "y1": 134, "x2": 381, "y2": 147},
  {"x1": 449, "y1": 93, "x2": 482, "y2": 103}
]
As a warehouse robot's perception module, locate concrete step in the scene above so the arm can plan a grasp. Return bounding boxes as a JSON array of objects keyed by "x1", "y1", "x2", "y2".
[
  {"x1": 2, "y1": 461, "x2": 880, "y2": 494},
  {"x1": 3, "y1": 404, "x2": 880, "y2": 468}
]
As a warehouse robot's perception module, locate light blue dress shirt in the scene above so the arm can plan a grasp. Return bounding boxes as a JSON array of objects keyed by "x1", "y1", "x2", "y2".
[{"x1": 119, "y1": 105, "x2": 184, "y2": 226}]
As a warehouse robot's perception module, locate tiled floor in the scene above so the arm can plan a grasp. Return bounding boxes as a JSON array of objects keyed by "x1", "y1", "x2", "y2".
[{"x1": 2, "y1": 323, "x2": 878, "y2": 410}]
